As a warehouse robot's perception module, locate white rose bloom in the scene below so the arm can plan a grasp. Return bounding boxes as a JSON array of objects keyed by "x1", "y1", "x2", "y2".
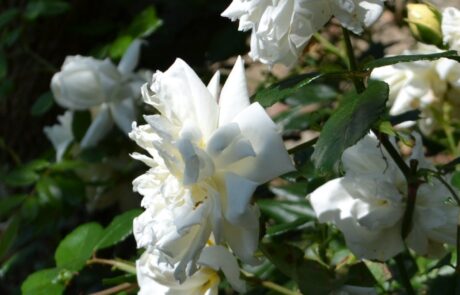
[
  {"x1": 371, "y1": 44, "x2": 448, "y2": 134},
  {"x1": 309, "y1": 134, "x2": 458, "y2": 261},
  {"x1": 137, "y1": 246, "x2": 245, "y2": 295},
  {"x1": 130, "y1": 56, "x2": 294, "y2": 281},
  {"x1": 51, "y1": 40, "x2": 145, "y2": 148},
  {"x1": 442, "y1": 7, "x2": 460, "y2": 52},
  {"x1": 44, "y1": 111, "x2": 74, "y2": 161},
  {"x1": 221, "y1": 0, "x2": 385, "y2": 66}
]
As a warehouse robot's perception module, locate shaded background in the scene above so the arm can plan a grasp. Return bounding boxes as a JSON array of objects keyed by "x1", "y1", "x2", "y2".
[{"x1": 0, "y1": 0, "x2": 248, "y2": 166}]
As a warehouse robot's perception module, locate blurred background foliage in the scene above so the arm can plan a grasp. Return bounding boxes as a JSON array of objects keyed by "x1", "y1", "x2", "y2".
[{"x1": 0, "y1": 0, "x2": 248, "y2": 293}]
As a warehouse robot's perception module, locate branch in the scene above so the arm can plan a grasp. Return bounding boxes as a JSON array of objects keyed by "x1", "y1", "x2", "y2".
[
  {"x1": 86, "y1": 257, "x2": 137, "y2": 274},
  {"x1": 89, "y1": 283, "x2": 136, "y2": 295}
]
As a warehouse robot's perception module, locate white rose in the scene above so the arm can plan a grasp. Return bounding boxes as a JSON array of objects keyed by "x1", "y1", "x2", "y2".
[
  {"x1": 371, "y1": 44, "x2": 448, "y2": 134},
  {"x1": 309, "y1": 134, "x2": 458, "y2": 261},
  {"x1": 43, "y1": 111, "x2": 74, "y2": 161},
  {"x1": 222, "y1": 0, "x2": 385, "y2": 67},
  {"x1": 51, "y1": 56, "x2": 121, "y2": 110},
  {"x1": 51, "y1": 40, "x2": 145, "y2": 147},
  {"x1": 130, "y1": 56, "x2": 294, "y2": 281},
  {"x1": 442, "y1": 7, "x2": 460, "y2": 52},
  {"x1": 137, "y1": 246, "x2": 245, "y2": 295},
  {"x1": 330, "y1": 0, "x2": 386, "y2": 34}
]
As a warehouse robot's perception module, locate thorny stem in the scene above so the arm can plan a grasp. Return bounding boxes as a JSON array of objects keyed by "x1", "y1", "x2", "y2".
[
  {"x1": 342, "y1": 27, "x2": 412, "y2": 180},
  {"x1": 374, "y1": 131, "x2": 412, "y2": 180},
  {"x1": 394, "y1": 254, "x2": 416, "y2": 295},
  {"x1": 401, "y1": 160, "x2": 420, "y2": 240},
  {"x1": 342, "y1": 26, "x2": 418, "y2": 294},
  {"x1": 342, "y1": 28, "x2": 365, "y2": 93},
  {"x1": 342, "y1": 28, "x2": 412, "y2": 178}
]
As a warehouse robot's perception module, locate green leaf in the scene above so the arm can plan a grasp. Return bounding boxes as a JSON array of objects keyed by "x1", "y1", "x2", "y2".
[
  {"x1": 285, "y1": 84, "x2": 338, "y2": 106},
  {"x1": 266, "y1": 217, "x2": 315, "y2": 238},
  {"x1": 312, "y1": 80, "x2": 389, "y2": 173},
  {"x1": 3, "y1": 167, "x2": 39, "y2": 187},
  {"x1": 378, "y1": 121, "x2": 396, "y2": 137},
  {"x1": 253, "y1": 73, "x2": 320, "y2": 107},
  {"x1": 25, "y1": 0, "x2": 71, "y2": 21},
  {"x1": 125, "y1": 6, "x2": 162, "y2": 38},
  {"x1": 21, "y1": 268, "x2": 65, "y2": 295},
  {"x1": 254, "y1": 72, "x2": 352, "y2": 108},
  {"x1": 31, "y1": 92, "x2": 54, "y2": 116},
  {"x1": 108, "y1": 35, "x2": 134, "y2": 60},
  {"x1": 451, "y1": 172, "x2": 460, "y2": 191},
  {"x1": 0, "y1": 8, "x2": 20, "y2": 28},
  {"x1": 258, "y1": 199, "x2": 315, "y2": 223},
  {"x1": 261, "y1": 242, "x2": 338, "y2": 295},
  {"x1": 276, "y1": 108, "x2": 329, "y2": 132},
  {"x1": 108, "y1": 6, "x2": 162, "y2": 59},
  {"x1": 363, "y1": 51, "x2": 460, "y2": 70},
  {"x1": 0, "y1": 216, "x2": 20, "y2": 259},
  {"x1": 36, "y1": 176, "x2": 59, "y2": 204},
  {"x1": 55, "y1": 222, "x2": 104, "y2": 272},
  {"x1": 49, "y1": 160, "x2": 85, "y2": 172},
  {"x1": 96, "y1": 209, "x2": 142, "y2": 250},
  {"x1": 0, "y1": 195, "x2": 27, "y2": 219},
  {"x1": 24, "y1": 159, "x2": 50, "y2": 171}
]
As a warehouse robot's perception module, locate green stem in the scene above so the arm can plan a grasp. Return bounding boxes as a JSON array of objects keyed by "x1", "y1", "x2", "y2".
[
  {"x1": 342, "y1": 23, "x2": 419, "y2": 295},
  {"x1": 242, "y1": 272, "x2": 301, "y2": 295},
  {"x1": 87, "y1": 257, "x2": 137, "y2": 274},
  {"x1": 394, "y1": 254, "x2": 416, "y2": 295},
  {"x1": 429, "y1": 171, "x2": 460, "y2": 205},
  {"x1": 261, "y1": 281, "x2": 301, "y2": 295},
  {"x1": 342, "y1": 27, "x2": 412, "y2": 179},
  {"x1": 342, "y1": 28, "x2": 365, "y2": 93},
  {"x1": 313, "y1": 33, "x2": 348, "y2": 65},
  {"x1": 374, "y1": 131, "x2": 411, "y2": 180}
]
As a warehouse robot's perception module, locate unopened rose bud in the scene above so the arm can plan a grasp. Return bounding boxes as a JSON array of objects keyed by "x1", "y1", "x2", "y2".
[{"x1": 407, "y1": 3, "x2": 443, "y2": 47}]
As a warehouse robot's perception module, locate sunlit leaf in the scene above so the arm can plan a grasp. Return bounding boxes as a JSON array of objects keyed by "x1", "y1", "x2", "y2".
[
  {"x1": 55, "y1": 223, "x2": 103, "y2": 272},
  {"x1": 312, "y1": 80, "x2": 389, "y2": 173},
  {"x1": 364, "y1": 51, "x2": 460, "y2": 70},
  {"x1": 21, "y1": 268, "x2": 65, "y2": 295},
  {"x1": 96, "y1": 209, "x2": 142, "y2": 250}
]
